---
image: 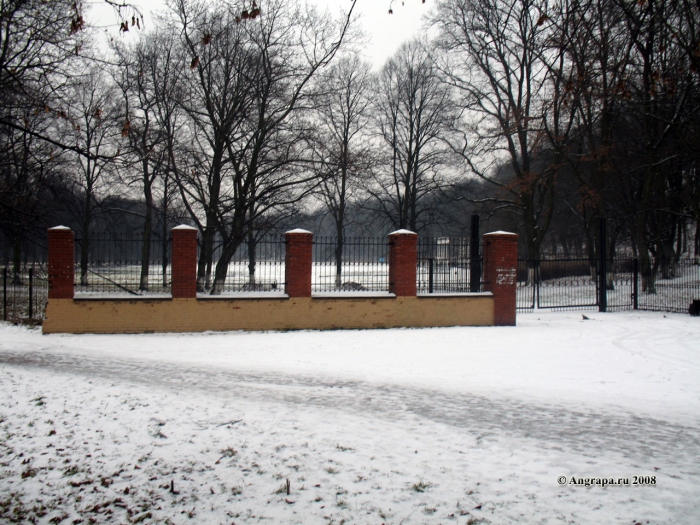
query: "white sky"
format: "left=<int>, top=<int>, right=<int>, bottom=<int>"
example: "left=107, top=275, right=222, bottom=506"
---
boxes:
left=87, top=0, right=430, bottom=70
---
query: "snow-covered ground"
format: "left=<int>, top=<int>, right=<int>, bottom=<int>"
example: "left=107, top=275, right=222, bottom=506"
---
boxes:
left=1, top=311, right=699, bottom=524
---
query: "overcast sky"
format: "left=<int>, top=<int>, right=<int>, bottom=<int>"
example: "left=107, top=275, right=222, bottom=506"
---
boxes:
left=87, top=0, right=429, bottom=70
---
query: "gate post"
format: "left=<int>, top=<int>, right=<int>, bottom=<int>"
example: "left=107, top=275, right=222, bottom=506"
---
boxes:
left=48, top=226, right=74, bottom=299
left=285, top=229, right=313, bottom=297
left=388, top=230, right=417, bottom=296
left=171, top=225, right=198, bottom=299
left=483, top=231, right=518, bottom=326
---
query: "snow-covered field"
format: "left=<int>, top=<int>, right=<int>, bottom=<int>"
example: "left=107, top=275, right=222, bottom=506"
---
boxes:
left=1, top=311, right=699, bottom=524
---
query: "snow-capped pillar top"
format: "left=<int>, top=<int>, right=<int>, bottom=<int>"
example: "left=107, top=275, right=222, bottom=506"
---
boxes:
left=285, top=229, right=313, bottom=297
left=388, top=230, right=417, bottom=297
left=47, top=226, right=74, bottom=299
left=483, top=231, right=519, bottom=326
left=171, top=225, right=198, bottom=299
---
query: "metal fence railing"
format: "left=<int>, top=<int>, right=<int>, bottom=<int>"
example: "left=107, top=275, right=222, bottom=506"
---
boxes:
left=206, top=236, right=285, bottom=293
left=636, top=259, right=700, bottom=313
left=2, top=265, right=48, bottom=323
left=517, top=257, right=699, bottom=313
left=6, top=234, right=700, bottom=323
left=312, top=236, right=389, bottom=292
left=417, top=237, right=482, bottom=293
left=74, top=236, right=172, bottom=295
left=517, top=258, right=599, bottom=311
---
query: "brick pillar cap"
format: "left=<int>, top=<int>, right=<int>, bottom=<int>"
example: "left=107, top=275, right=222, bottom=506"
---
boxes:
left=484, top=231, right=517, bottom=236
left=173, top=224, right=197, bottom=231
left=388, top=229, right=417, bottom=236
left=286, top=228, right=312, bottom=235
left=49, top=225, right=71, bottom=231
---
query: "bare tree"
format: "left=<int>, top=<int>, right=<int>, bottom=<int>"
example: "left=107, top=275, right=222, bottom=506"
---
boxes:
left=63, top=64, right=122, bottom=287
left=172, top=0, right=358, bottom=294
left=0, top=0, right=81, bottom=268
left=622, top=0, right=699, bottom=291
left=432, top=0, right=557, bottom=264
left=541, top=0, right=633, bottom=281
left=314, top=54, right=375, bottom=287
left=112, top=29, right=186, bottom=291
left=371, top=39, right=454, bottom=233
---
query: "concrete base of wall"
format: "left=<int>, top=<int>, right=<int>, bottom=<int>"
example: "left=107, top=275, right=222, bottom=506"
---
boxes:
left=42, top=294, right=495, bottom=334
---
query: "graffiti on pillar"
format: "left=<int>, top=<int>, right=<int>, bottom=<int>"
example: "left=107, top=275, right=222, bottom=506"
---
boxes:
left=496, top=268, right=516, bottom=285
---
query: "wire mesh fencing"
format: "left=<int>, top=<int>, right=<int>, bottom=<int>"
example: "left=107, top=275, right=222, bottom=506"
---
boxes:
left=74, top=235, right=172, bottom=296
left=312, top=237, right=389, bottom=292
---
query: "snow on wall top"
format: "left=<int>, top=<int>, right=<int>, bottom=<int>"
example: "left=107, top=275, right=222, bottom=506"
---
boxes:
left=286, top=228, right=312, bottom=234
left=49, top=225, right=71, bottom=231
left=172, top=225, right=198, bottom=231
left=388, top=229, right=417, bottom=235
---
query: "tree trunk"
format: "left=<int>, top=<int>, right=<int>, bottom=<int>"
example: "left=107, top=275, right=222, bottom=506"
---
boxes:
left=197, top=225, right=215, bottom=292
left=334, top=211, right=345, bottom=288
left=139, top=175, right=153, bottom=291
left=636, top=226, right=656, bottom=294
left=161, top=178, right=169, bottom=289
left=247, top=231, right=256, bottom=287
left=80, top=194, right=91, bottom=287
left=211, top=235, right=244, bottom=295
left=11, top=236, right=22, bottom=285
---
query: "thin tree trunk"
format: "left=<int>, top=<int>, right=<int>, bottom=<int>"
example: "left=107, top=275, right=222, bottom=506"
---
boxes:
left=11, top=236, right=21, bottom=285
left=139, top=175, right=153, bottom=291
left=80, top=194, right=91, bottom=287
left=161, top=177, right=169, bottom=289
left=211, top=235, right=244, bottom=295
left=197, top=225, right=215, bottom=292
left=334, top=222, right=344, bottom=288
left=247, top=231, right=256, bottom=287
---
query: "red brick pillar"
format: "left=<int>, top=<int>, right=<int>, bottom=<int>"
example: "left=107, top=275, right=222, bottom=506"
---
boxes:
left=483, top=231, right=518, bottom=326
left=285, top=229, right=313, bottom=297
left=388, top=230, right=417, bottom=296
left=48, top=226, right=74, bottom=299
left=171, top=225, right=198, bottom=299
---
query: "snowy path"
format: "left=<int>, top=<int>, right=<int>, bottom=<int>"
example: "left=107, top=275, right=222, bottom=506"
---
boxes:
left=1, top=347, right=698, bottom=472
left=1, top=312, right=699, bottom=524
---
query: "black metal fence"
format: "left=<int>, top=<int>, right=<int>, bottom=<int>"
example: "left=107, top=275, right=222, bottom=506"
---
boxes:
left=312, top=236, right=388, bottom=292
left=6, top=231, right=700, bottom=323
left=517, top=256, right=698, bottom=313
left=74, top=236, right=172, bottom=295
left=417, top=237, right=482, bottom=293
left=2, top=265, right=48, bottom=323
left=636, top=258, right=700, bottom=313
left=206, top=236, right=285, bottom=293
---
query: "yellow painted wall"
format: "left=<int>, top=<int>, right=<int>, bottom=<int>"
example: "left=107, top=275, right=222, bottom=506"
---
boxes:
left=42, top=294, right=495, bottom=334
